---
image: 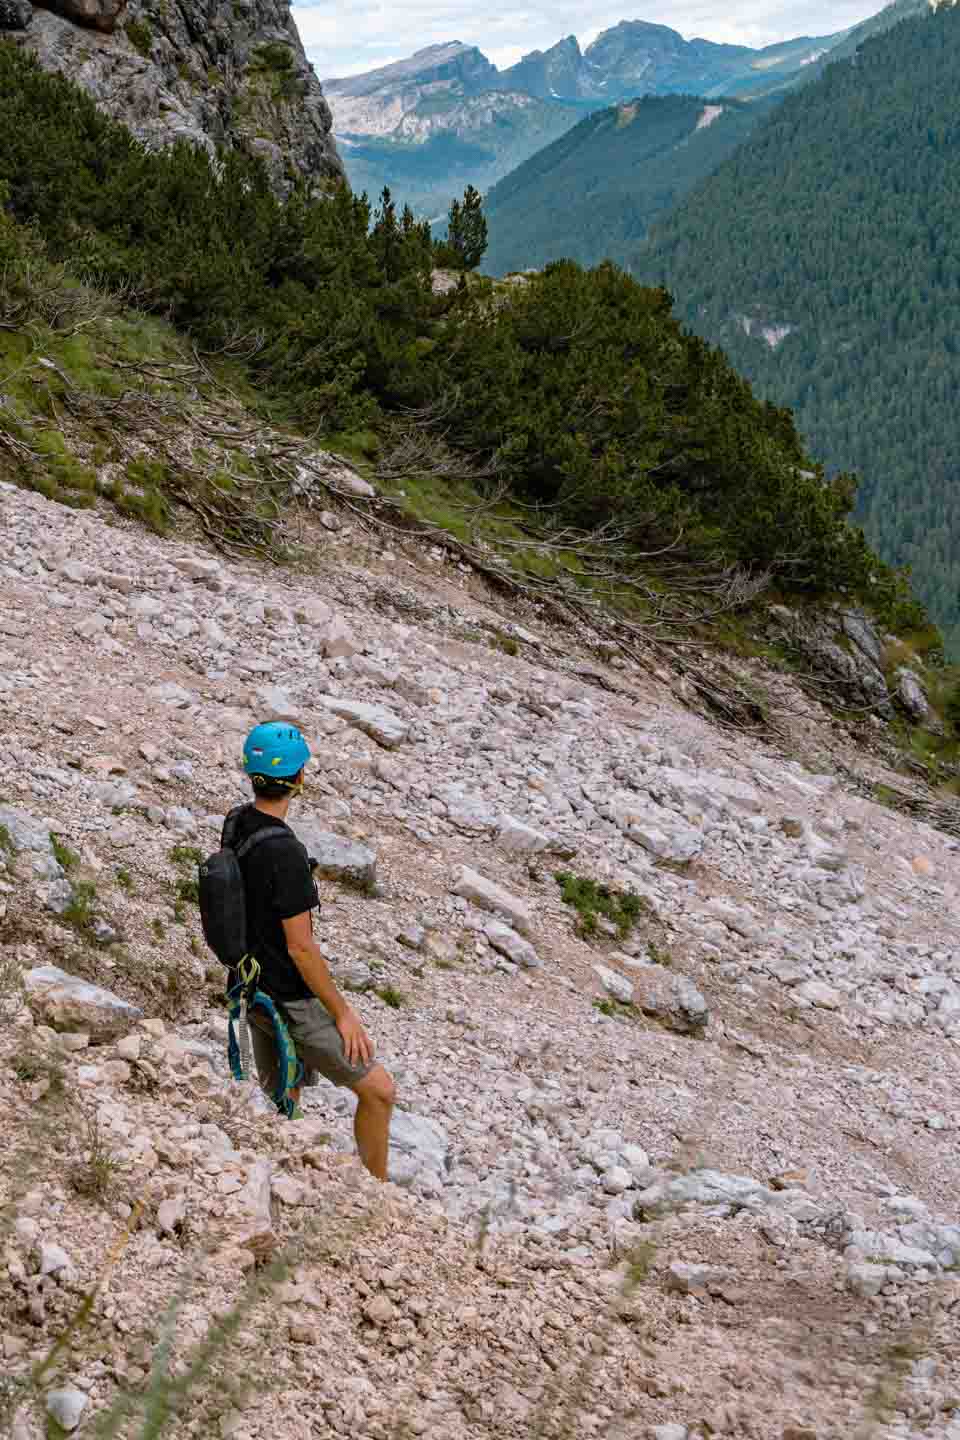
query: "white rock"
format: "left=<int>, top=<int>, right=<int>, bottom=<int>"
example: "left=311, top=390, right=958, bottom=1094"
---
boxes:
left=630, top=966, right=709, bottom=1035
left=175, top=556, right=221, bottom=581
left=157, top=1194, right=186, bottom=1235
left=484, top=920, right=541, bottom=969
left=296, top=596, right=334, bottom=627
left=45, top=1388, right=88, bottom=1433
left=39, top=1242, right=73, bottom=1277
left=793, top=979, right=843, bottom=1011
left=388, top=1110, right=450, bottom=1192
left=601, top=1166, right=632, bottom=1195
left=319, top=697, right=407, bottom=748
left=593, top=965, right=634, bottom=1005
left=847, top=1262, right=887, bottom=1298
left=24, top=967, right=143, bottom=1041
left=452, top=867, right=533, bottom=935
left=496, top=816, right=557, bottom=855
left=292, top=824, right=377, bottom=891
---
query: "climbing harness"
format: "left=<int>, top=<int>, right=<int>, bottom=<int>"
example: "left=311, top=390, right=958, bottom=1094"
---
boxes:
left=227, top=953, right=303, bottom=1120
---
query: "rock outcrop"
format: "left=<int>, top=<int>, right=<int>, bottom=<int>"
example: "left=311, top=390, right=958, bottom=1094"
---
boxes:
left=9, top=0, right=342, bottom=196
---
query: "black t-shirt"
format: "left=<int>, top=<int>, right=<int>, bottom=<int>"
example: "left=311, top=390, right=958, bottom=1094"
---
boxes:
left=226, top=805, right=319, bottom=1003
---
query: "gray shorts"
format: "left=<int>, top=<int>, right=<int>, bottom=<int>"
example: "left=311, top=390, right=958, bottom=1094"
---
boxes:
left=249, top=997, right=375, bottom=1091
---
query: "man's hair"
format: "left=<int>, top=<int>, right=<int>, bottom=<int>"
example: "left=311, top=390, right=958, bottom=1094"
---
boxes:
left=249, top=768, right=303, bottom=800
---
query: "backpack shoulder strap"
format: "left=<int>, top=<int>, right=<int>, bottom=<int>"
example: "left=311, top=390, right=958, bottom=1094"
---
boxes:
left=220, top=804, right=248, bottom=851
left=234, top=826, right=290, bottom=862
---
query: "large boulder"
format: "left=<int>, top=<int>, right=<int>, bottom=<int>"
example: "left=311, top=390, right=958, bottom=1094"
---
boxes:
left=630, top=965, right=709, bottom=1035
left=292, top=824, right=377, bottom=892
left=452, top=866, right=533, bottom=935
left=895, top=666, right=941, bottom=730
left=319, top=697, right=408, bottom=749
left=485, top=920, right=541, bottom=970
left=24, top=966, right=143, bottom=1042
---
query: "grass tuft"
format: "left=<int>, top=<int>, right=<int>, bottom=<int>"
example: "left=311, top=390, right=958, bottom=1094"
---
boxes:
left=51, top=833, right=80, bottom=872
left=62, top=879, right=97, bottom=935
left=374, top=984, right=406, bottom=1009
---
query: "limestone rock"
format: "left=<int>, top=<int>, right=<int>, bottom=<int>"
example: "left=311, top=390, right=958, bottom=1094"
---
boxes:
left=496, top=815, right=560, bottom=855
left=793, top=979, right=842, bottom=1011
left=630, top=965, right=709, bottom=1034
left=45, top=1388, right=88, bottom=1433
left=293, top=824, right=377, bottom=891
left=231, top=1160, right=276, bottom=1254
left=895, top=666, right=939, bottom=729
left=634, top=1169, right=771, bottom=1220
left=157, top=1194, right=186, bottom=1235
left=319, top=697, right=408, bottom=749
left=484, top=920, right=541, bottom=969
left=24, top=966, right=143, bottom=1041
left=593, top=964, right=634, bottom=1005
left=847, top=1261, right=886, bottom=1298
left=451, top=866, right=532, bottom=935
left=39, top=1241, right=73, bottom=1277
left=388, top=1110, right=449, bottom=1192
left=840, top=607, right=883, bottom=667
left=769, top=607, right=892, bottom=717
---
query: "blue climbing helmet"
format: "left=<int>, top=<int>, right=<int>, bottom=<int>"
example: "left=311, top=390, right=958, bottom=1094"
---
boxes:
left=242, top=722, right=310, bottom=783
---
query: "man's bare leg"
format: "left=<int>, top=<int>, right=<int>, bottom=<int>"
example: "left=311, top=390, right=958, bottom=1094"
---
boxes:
left=351, top=1064, right=396, bottom=1180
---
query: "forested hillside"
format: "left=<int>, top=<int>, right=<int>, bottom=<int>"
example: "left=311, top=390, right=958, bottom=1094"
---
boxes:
left=483, top=95, right=771, bottom=276
left=635, top=4, right=960, bottom=646
left=0, top=44, right=922, bottom=636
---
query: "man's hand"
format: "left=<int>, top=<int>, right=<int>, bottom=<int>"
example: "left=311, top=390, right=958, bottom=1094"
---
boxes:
left=337, top=1006, right=374, bottom=1067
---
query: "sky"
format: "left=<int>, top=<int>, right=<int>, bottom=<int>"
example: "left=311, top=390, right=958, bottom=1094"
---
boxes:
left=294, top=0, right=885, bottom=79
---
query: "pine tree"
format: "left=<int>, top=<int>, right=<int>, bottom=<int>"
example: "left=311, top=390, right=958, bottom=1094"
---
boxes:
left=446, top=184, right=488, bottom=270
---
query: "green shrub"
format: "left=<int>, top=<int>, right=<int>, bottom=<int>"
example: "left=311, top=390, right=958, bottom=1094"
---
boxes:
left=252, top=41, right=294, bottom=71
left=124, top=18, right=153, bottom=57
left=555, top=871, right=645, bottom=940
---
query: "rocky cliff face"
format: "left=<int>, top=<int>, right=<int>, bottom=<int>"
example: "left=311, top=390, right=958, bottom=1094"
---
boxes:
left=2, top=0, right=342, bottom=196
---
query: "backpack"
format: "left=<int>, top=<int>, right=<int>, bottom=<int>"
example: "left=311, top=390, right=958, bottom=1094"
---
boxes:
left=199, top=805, right=304, bottom=1118
left=198, top=804, right=286, bottom=970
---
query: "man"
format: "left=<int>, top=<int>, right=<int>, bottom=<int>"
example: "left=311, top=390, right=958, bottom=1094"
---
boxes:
left=230, top=720, right=395, bottom=1180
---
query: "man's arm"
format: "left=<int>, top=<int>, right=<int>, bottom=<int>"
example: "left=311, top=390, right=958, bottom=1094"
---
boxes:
left=282, top=911, right=373, bottom=1065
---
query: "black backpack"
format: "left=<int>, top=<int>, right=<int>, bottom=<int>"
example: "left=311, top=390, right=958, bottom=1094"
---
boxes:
left=198, top=806, right=286, bottom=969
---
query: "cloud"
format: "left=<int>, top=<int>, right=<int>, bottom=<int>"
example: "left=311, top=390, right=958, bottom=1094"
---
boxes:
left=296, top=0, right=885, bottom=80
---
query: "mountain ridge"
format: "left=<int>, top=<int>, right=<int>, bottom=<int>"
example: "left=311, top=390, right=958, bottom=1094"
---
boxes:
left=321, top=15, right=856, bottom=215
left=482, top=94, right=774, bottom=276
